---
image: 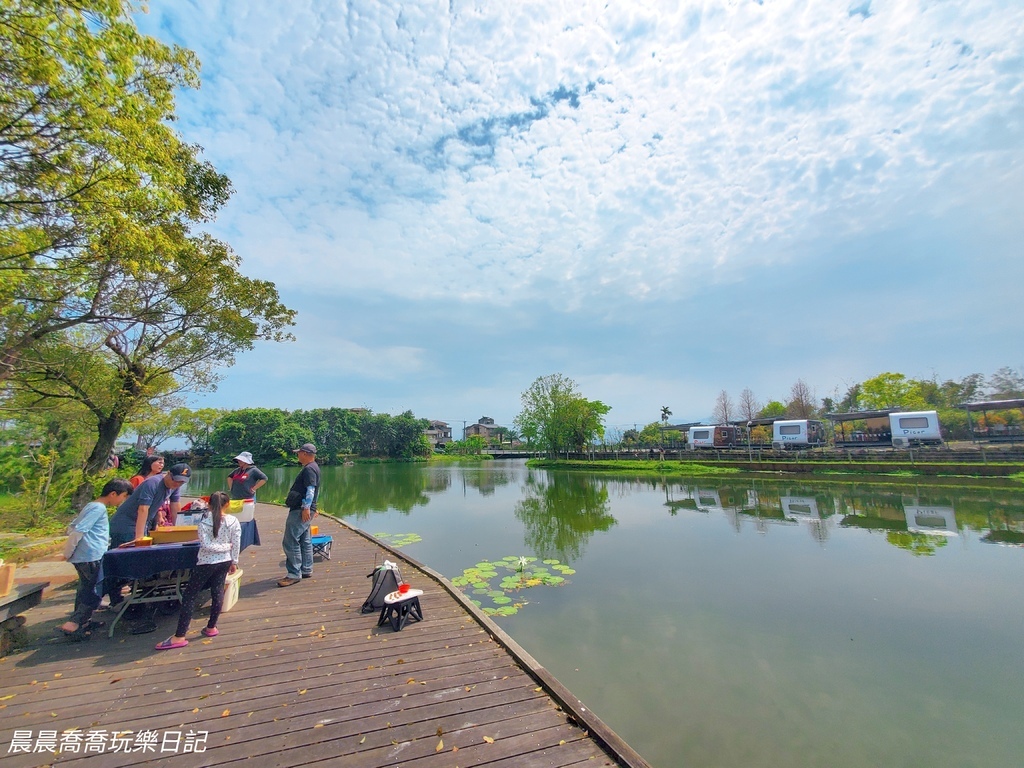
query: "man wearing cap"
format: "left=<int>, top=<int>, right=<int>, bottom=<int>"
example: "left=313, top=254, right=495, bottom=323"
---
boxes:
left=278, top=443, right=320, bottom=587
left=105, top=463, right=192, bottom=606
left=227, top=451, right=268, bottom=500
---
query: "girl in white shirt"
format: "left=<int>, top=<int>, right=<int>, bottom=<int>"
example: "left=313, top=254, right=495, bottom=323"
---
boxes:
left=156, top=491, right=241, bottom=650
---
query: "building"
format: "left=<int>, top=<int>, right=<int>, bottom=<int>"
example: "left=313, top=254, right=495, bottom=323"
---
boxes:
left=465, top=416, right=507, bottom=443
left=424, top=420, right=453, bottom=447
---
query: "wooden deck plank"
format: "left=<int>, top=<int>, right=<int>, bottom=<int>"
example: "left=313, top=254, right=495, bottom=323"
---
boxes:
left=0, top=503, right=649, bottom=768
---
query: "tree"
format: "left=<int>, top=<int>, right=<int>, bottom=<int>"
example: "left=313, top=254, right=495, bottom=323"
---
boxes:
left=128, top=409, right=179, bottom=452
left=858, top=372, right=926, bottom=411
left=211, top=408, right=308, bottom=466
left=0, top=0, right=229, bottom=382
left=786, top=379, right=817, bottom=418
left=988, top=367, right=1024, bottom=399
left=514, top=374, right=610, bottom=457
left=712, top=390, right=734, bottom=423
left=660, top=406, right=672, bottom=426
left=11, top=233, right=295, bottom=501
left=171, top=407, right=224, bottom=451
left=760, top=401, right=787, bottom=418
left=738, top=388, right=760, bottom=421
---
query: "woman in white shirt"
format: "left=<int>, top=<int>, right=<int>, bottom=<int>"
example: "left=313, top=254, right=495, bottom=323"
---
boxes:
left=156, top=491, right=241, bottom=650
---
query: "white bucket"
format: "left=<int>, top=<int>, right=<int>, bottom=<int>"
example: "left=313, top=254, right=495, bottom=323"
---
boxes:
left=227, top=498, right=255, bottom=523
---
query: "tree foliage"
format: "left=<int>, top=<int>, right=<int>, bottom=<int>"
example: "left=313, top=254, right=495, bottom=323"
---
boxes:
left=514, top=374, right=610, bottom=457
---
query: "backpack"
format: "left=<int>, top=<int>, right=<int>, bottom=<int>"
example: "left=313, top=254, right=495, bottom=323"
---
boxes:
left=361, top=560, right=402, bottom=613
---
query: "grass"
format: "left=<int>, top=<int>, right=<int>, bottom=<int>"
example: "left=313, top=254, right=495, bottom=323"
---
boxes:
left=527, top=459, right=740, bottom=476
left=0, top=492, right=73, bottom=563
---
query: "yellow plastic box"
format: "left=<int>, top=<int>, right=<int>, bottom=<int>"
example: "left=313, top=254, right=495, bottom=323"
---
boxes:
left=150, top=526, right=198, bottom=544
left=223, top=569, right=243, bottom=611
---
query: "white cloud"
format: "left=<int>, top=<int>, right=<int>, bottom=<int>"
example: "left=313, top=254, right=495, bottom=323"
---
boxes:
left=139, top=0, right=1024, bottom=423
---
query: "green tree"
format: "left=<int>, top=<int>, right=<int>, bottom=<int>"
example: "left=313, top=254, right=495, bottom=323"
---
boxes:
left=171, top=407, right=224, bottom=451
left=759, top=401, right=787, bottom=418
left=211, top=409, right=309, bottom=466
left=859, top=372, right=927, bottom=410
left=0, top=0, right=229, bottom=381
left=514, top=374, right=610, bottom=457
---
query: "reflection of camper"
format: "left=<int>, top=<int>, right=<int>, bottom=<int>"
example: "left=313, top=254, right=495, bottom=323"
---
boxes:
left=772, top=420, right=827, bottom=450
left=694, top=489, right=724, bottom=513
left=688, top=425, right=739, bottom=449
left=781, top=496, right=820, bottom=520
left=904, top=503, right=957, bottom=536
left=889, top=411, right=942, bottom=447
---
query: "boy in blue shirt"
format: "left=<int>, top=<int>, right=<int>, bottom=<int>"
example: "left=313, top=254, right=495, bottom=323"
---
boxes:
left=60, top=478, right=133, bottom=639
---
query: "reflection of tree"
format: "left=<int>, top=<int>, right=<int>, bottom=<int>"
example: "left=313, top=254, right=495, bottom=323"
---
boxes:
left=514, top=472, right=616, bottom=561
left=461, top=467, right=516, bottom=497
left=885, top=531, right=949, bottom=556
left=317, top=464, right=431, bottom=517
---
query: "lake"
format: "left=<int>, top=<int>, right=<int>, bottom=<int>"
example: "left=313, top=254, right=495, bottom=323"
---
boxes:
left=188, top=461, right=1024, bottom=768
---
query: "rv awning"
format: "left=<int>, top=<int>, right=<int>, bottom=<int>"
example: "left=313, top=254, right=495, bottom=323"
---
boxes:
left=958, top=398, right=1024, bottom=412
left=824, top=409, right=900, bottom=423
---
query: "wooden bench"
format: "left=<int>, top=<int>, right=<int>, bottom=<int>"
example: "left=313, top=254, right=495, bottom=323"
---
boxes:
left=0, top=582, right=48, bottom=623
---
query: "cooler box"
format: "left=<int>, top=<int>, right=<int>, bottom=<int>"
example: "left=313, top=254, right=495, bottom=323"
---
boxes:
left=151, top=526, right=198, bottom=544
left=223, top=568, right=243, bottom=611
left=227, top=498, right=255, bottom=523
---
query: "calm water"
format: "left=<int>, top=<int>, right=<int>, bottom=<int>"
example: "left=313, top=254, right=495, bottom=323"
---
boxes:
left=189, top=462, right=1024, bottom=768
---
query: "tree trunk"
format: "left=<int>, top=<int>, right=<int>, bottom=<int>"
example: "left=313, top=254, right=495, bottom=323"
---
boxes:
left=71, top=414, right=125, bottom=508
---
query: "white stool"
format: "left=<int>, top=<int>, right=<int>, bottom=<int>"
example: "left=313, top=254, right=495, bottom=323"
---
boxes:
left=377, top=588, right=424, bottom=631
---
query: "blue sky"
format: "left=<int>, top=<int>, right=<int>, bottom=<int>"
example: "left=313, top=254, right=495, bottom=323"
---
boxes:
left=135, top=0, right=1024, bottom=436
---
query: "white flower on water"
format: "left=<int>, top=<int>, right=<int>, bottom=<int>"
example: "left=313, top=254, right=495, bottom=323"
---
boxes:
left=518, top=556, right=529, bottom=571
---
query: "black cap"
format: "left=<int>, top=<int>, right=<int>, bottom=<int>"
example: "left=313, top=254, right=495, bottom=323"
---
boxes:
left=168, top=463, right=192, bottom=482
left=293, top=443, right=317, bottom=454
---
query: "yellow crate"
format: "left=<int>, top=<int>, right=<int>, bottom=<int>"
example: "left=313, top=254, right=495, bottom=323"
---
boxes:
left=223, top=569, right=243, bottom=611
left=151, top=526, right=198, bottom=544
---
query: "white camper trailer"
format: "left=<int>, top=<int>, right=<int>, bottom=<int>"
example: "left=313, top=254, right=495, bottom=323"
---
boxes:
left=889, top=411, right=942, bottom=447
left=772, top=419, right=827, bottom=450
left=687, top=425, right=738, bottom=449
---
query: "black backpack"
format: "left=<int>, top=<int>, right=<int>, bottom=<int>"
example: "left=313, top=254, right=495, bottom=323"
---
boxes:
left=361, top=560, right=402, bottom=613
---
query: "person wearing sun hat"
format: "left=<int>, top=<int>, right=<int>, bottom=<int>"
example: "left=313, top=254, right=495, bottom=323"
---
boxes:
left=278, top=443, right=321, bottom=587
left=227, top=450, right=268, bottom=500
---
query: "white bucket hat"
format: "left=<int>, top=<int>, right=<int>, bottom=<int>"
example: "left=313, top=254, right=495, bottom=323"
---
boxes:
left=233, top=451, right=254, bottom=464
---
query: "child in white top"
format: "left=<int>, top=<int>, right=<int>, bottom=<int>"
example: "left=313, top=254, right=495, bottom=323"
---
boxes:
left=156, top=491, right=241, bottom=650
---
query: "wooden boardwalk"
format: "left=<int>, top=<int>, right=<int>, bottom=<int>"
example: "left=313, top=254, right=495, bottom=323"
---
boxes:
left=0, top=504, right=649, bottom=768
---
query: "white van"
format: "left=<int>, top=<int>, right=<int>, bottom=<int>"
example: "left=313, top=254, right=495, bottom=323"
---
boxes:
left=772, top=419, right=827, bottom=450
left=889, top=411, right=942, bottom=447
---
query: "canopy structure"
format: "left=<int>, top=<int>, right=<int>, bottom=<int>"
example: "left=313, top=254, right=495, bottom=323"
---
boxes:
left=958, top=399, right=1024, bottom=443
left=822, top=408, right=900, bottom=445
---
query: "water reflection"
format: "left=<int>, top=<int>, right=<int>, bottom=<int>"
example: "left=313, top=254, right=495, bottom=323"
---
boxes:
left=514, top=470, right=616, bottom=561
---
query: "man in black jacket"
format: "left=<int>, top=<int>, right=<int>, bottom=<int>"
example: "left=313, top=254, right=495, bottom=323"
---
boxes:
left=278, top=443, right=321, bottom=587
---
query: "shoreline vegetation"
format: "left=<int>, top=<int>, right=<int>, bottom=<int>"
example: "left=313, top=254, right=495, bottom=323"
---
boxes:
left=526, top=458, right=1024, bottom=486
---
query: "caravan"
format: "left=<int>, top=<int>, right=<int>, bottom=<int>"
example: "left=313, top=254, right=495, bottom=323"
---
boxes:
left=889, top=411, right=942, bottom=447
left=772, top=419, right=827, bottom=450
left=687, top=425, right=739, bottom=449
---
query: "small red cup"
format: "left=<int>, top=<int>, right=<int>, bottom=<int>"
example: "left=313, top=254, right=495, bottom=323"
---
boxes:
left=398, top=582, right=410, bottom=594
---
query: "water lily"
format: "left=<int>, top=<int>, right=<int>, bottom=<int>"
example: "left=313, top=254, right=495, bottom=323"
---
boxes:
left=517, top=556, right=529, bottom=571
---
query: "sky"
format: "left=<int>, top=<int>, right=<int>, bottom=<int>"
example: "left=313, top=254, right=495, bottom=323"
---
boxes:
left=133, top=0, right=1024, bottom=436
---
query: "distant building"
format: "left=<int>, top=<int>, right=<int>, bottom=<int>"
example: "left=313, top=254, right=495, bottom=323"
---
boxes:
left=465, top=416, right=506, bottom=442
left=425, top=420, right=453, bottom=447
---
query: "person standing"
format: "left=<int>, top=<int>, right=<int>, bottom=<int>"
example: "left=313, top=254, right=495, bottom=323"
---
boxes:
left=278, top=443, right=320, bottom=587
left=105, top=464, right=191, bottom=606
left=226, top=451, right=267, bottom=500
left=130, top=454, right=165, bottom=489
left=156, top=491, right=241, bottom=650
left=59, top=478, right=133, bottom=638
